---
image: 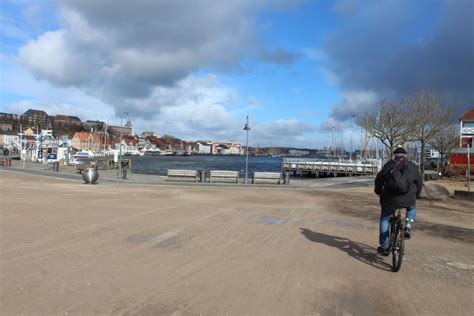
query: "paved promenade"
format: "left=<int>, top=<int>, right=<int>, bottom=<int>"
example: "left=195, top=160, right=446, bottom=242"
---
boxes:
left=2, top=160, right=377, bottom=188
left=1, top=170, right=473, bottom=315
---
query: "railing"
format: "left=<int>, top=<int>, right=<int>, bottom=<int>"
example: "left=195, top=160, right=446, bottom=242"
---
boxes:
left=281, top=158, right=382, bottom=175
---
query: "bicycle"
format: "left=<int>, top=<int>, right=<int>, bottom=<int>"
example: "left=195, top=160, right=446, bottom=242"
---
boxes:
left=388, top=209, right=405, bottom=272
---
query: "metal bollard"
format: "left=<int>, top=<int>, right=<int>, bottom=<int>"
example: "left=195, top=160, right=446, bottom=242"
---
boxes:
left=53, top=161, right=59, bottom=171
left=283, top=172, right=290, bottom=185
left=199, top=170, right=206, bottom=183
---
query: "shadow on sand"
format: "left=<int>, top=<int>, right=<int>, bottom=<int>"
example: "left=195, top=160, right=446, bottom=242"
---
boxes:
left=300, top=228, right=391, bottom=271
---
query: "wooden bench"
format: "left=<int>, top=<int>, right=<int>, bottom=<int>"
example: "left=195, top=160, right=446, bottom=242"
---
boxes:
left=167, top=169, right=198, bottom=182
left=252, top=172, right=282, bottom=184
left=209, top=170, right=239, bottom=183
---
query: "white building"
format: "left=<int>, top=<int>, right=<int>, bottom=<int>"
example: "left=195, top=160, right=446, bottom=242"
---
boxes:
left=459, top=108, right=474, bottom=147
left=213, top=141, right=242, bottom=155
left=0, top=130, right=20, bottom=149
left=196, top=141, right=213, bottom=154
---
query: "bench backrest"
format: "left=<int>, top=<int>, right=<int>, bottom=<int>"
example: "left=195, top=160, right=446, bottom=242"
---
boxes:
left=168, top=169, right=197, bottom=177
left=253, top=172, right=281, bottom=179
left=209, top=170, right=239, bottom=177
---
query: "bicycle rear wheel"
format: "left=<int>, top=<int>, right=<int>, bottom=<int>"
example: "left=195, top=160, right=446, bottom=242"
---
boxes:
left=391, top=225, right=405, bottom=272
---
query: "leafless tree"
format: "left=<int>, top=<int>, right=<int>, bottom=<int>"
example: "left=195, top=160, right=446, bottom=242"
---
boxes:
left=406, top=89, right=454, bottom=180
left=429, top=124, right=458, bottom=177
left=357, top=99, right=411, bottom=158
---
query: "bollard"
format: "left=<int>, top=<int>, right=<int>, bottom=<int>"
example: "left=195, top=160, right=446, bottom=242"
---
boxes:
left=53, top=161, right=59, bottom=171
left=283, top=172, right=290, bottom=185
left=122, top=168, right=128, bottom=180
left=199, top=170, right=206, bottom=183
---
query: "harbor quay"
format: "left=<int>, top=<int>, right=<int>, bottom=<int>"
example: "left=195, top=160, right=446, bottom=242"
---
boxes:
left=1, top=171, right=473, bottom=315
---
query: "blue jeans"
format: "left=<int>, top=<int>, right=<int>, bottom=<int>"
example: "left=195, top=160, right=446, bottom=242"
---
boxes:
left=379, top=205, right=416, bottom=249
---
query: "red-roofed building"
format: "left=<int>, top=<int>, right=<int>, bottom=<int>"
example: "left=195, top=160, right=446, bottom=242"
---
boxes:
left=71, top=132, right=105, bottom=151
left=146, top=136, right=168, bottom=150
left=110, top=135, right=139, bottom=154
left=459, top=107, right=474, bottom=147
left=449, top=108, right=474, bottom=175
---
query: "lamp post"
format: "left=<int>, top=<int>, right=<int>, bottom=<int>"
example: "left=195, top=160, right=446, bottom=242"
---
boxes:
left=118, top=112, right=129, bottom=179
left=243, top=116, right=251, bottom=184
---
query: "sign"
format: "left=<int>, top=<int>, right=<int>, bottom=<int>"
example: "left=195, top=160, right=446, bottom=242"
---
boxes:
left=462, top=127, right=474, bottom=135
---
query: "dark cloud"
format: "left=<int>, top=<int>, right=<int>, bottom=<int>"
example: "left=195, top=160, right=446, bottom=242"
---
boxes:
left=324, top=0, right=474, bottom=122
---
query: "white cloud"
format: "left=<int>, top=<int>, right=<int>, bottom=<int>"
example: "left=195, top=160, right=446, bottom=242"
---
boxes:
left=18, top=1, right=260, bottom=105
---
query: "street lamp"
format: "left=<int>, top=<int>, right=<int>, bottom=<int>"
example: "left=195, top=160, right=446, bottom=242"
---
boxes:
left=118, top=112, right=130, bottom=179
left=243, top=116, right=251, bottom=184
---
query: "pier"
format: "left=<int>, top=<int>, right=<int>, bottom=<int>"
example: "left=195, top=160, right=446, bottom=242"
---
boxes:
left=282, top=158, right=381, bottom=177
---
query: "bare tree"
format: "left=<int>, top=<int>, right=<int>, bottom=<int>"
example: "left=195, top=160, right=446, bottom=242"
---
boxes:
left=429, top=124, right=458, bottom=177
left=406, top=89, right=454, bottom=180
left=357, top=99, right=411, bottom=158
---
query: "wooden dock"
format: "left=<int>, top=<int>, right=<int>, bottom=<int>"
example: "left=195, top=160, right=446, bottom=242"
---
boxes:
left=282, top=158, right=381, bottom=177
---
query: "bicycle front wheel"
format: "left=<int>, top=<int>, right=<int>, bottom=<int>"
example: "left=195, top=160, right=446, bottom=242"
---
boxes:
left=391, top=227, right=405, bottom=272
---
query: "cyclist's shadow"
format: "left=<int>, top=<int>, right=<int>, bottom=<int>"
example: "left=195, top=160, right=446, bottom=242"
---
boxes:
left=299, top=228, right=391, bottom=271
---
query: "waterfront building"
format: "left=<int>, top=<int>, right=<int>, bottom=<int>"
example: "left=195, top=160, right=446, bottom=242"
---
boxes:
left=51, top=115, right=82, bottom=128
left=108, top=125, right=132, bottom=137
left=51, top=115, right=83, bottom=136
left=0, top=130, right=20, bottom=150
left=71, top=132, right=105, bottom=151
left=459, top=108, right=474, bottom=147
left=83, top=120, right=107, bottom=133
left=0, top=118, right=14, bottom=131
left=21, top=109, right=50, bottom=130
left=212, top=141, right=242, bottom=155
left=448, top=107, right=474, bottom=175
left=195, top=141, right=213, bottom=154
left=146, top=136, right=168, bottom=150
left=0, top=112, right=19, bottom=122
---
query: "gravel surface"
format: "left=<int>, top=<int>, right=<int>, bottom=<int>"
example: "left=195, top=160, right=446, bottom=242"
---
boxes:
left=1, top=170, right=472, bottom=315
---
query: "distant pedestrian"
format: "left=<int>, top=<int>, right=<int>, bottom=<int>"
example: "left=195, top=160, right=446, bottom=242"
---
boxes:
left=374, top=146, right=422, bottom=256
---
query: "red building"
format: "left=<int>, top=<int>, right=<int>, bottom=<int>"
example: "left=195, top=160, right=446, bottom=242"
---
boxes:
left=459, top=108, right=474, bottom=146
left=450, top=108, right=474, bottom=175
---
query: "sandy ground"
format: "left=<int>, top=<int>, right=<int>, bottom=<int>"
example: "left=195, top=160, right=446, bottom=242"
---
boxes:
left=433, top=177, right=471, bottom=195
left=0, top=171, right=473, bottom=315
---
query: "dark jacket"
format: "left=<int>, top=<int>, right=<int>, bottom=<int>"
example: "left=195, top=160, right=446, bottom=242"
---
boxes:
left=374, top=157, right=422, bottom=214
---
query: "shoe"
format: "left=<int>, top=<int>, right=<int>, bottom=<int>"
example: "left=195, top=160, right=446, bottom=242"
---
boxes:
left=405, top=226, right=411, bottom=239
left=377, top=246, right=390, bottom=256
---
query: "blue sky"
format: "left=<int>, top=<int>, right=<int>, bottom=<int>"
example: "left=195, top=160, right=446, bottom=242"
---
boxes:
left=1, top=0, right=472, bottom=148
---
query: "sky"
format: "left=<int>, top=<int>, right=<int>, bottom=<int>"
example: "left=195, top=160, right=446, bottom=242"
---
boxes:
left=1, top=0, right=473, bottom=149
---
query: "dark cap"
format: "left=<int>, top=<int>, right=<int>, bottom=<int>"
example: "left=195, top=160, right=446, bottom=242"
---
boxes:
left=393, top=147, right=407, bottom=154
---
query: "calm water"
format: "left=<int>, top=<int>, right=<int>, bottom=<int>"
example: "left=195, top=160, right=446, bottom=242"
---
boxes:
left=129, top=155, right=283, bottom=176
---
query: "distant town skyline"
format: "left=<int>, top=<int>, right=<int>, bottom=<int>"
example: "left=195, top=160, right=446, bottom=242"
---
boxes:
left=1, top=0, right=473, bottom=148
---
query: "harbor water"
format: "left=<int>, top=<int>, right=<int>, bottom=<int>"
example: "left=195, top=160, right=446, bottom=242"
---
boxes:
left=129, top=155, right=283, bottom=176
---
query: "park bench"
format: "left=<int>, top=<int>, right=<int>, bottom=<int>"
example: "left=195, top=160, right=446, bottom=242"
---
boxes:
left=167, top=169, right=198, bottom=182
left=209, top=170, right=239, bottom=183
left=252, top=172, right=282, bottom=184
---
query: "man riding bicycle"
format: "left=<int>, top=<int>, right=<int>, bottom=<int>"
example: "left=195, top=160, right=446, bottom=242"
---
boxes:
left=374, top=146, right=422, bottom=256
